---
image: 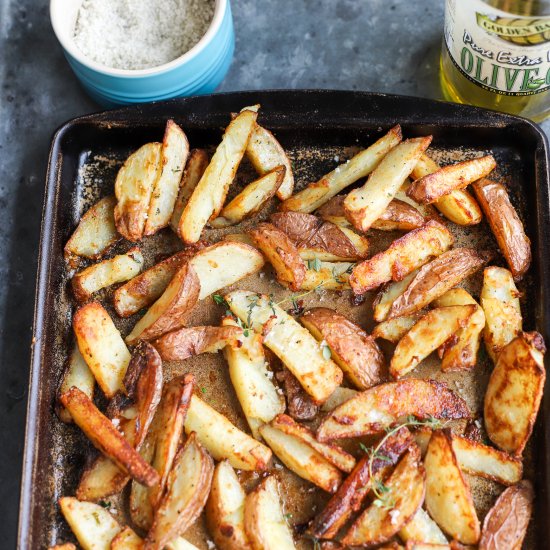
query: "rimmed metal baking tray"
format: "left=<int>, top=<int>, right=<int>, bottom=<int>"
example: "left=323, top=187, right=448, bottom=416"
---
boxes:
left=18, top=90, right=550, bottom=549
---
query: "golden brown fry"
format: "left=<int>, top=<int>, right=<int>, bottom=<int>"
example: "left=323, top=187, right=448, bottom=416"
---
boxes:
left=372, top=315, right=421, bottom=343
left=111, top=526, right=143, bottom=549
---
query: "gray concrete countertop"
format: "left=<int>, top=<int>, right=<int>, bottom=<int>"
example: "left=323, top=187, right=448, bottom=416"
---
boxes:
left=0, top=0, right=548, bottom=546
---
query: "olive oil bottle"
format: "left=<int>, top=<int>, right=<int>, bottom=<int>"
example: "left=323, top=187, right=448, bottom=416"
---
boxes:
left=441, top=0, right=550, bottom=121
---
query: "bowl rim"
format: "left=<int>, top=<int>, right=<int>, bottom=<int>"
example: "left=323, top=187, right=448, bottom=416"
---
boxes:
left=49, top=0, right=226, bottom=77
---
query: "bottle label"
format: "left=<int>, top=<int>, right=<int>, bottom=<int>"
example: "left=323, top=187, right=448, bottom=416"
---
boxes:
left=444, top=0, right=550, bottom=96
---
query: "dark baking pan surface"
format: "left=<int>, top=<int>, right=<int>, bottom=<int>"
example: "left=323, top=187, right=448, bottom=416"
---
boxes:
left=18, top=90, right=550, bottom=549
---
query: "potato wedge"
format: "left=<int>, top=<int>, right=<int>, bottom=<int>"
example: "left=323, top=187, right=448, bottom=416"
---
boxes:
left=390, top=305, right=477, bottom=378
left=72, top=247, right=144, bottom=302
left=244, top=476, right=296, bottom=550
left=344, top=136, right=432, bottom=232
left=320, top=386, right=358, bottom=412
left=179, top=107, right=258, bottom=243
left=342, top=448, right=426, bottom=547
left=111, top=526, right=143, bottom=550
left=185, top=394, right=272, bottom=470
left=372, top=315, right=421, bottom=343
left=114, top=142, right=162, bottom=241
left=166, top=539, right=201, bottom=550
left=373, top=270, right=420, bottom=322
left=281, top=125, right=402, bottom=213
left=350, top=220, right=453, bottom=294
left=317, top=379, right=469, bottom=441
left=399, top=507, right=448, bottom=545
left=299, top=261, right=354, bottom=291
left=59, top=496, right=121, bottom=550
left=301, top=307, right=384, bottom=390
left=485, top=332, right=546, bottom=455
left=472, top=178, right=531, bottom=280
left=144, top=120, right=189, bottom=235
left=276, top=368, right=319, bottom=421
left=129, top=439, right=155, bottom=531
left=479, top=480, right=533, bottom=550
left=73, top=302, right=131, bottom=398
left=480, top=266, right=522, bottom=362
left=249, top=222, right=306, bottom=290
left=48, top=544, right=77, bottom=550
left=226, top=290, right=343, bottom=403
left=64, top=196, right=119, bottom=266
left=144, top=433, right=214, bottom=550
left=206, top=461, right=251, bottom=550
left=424, top=430, right=480, bottom=544
left=211, top=166, right=285, bottom=227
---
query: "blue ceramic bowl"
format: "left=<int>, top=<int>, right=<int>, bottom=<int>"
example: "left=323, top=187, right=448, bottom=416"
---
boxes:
left=50, top=0, right=234, bottom=107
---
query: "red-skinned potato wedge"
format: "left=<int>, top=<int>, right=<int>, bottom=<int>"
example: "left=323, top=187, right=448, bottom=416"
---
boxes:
left=73, top=302, right=131, bottom=398
left=472, top=178, right=531, bottom=280
left=350, top=220, right=453, bottom=294
left=277, top=368, right=320, bottom=421
left=399, top=507, right=449, bottom=545
left=144, top=433, right=214, bottom=550
left=300, top=307, right=384, bottom=390
left=281, top=124, right=402, bottom=213
left=424, top=430, right=481, bottom=545
left=317, top=379, right=469, bottom=441
left=114, top=142, right=162, bottom=242
left=372, top=315, right=421, bottom=343
left=344, top=136, right=432, bottom=232
left=484, top=332, right=546, bottom=455
left=111, top=526, right=143, bottom=549
left=373, top=270, right=420, bottom=322
left=479, top=480, right=534, bottom=550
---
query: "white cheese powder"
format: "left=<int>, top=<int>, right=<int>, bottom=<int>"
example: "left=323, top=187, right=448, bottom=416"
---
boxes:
left=73, top=0, right=215, bottom=70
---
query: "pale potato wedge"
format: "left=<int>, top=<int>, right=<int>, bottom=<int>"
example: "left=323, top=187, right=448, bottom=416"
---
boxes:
left=372, top=315, right=421, bottom=343
left=206, top=461, right=251, bottom=550
left=64, top=196, right=119, bottom=266
left=185, top=394, right=272, bottom=471
left=373, top=270, right=419, bottom=322
left=317, top=379, right=469, bottom=441
left=472, top=178, right=531, bottom=280
left=171, top=149, right=209, bottom=234
left=59, top=497, right=121, bottom=550
left=350, top=220, right=453, bottom=294
left=399, top=507, right=448, bottom=545
left=129, top=438, right=155, bottom=531
left=320, top=386, right=358, bottom=412
left=226, top=290, right=343, bottom=403
left=166, top=539, right=201, bottom=550
left=484, top=332, right=546, bottom=455
left=144, top=120, right=189, bottom=236
left=211, top=166, right=285, bottom=227
left=281, top=125, right=402, bottom=213
left=480, top=266, right=523, bottom=362
left=144, top=433, right=214, bottom=550
left=111, top=526, right=143, bottom=549
left=114, top=142, right=162, bottom=241
left=73, top=302, right=131, bottom=398
left=179, top=107, right=258, bottom=243
left=344, top=136, right=432, bottom=232
left=223, top=232, right=256, bottom=248
left=390, top=305, right=477, bottom=378
left=300, top=307, right=384, bottom=390
left=72, top=247, right=144, bottom=302
left=249, top=222, right=306, bottom=290
left=299, top=261, right=354, bottom=291
left=479, top=480, right=533, bottom=550
left=424, top=430, right=481, bottom=545
left=244, top=476, right=296, bottom=550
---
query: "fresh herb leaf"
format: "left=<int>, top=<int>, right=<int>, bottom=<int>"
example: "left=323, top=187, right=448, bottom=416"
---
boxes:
left=98, top=500, right=111, bottom=509
left=201, top=387, right=207, bottom=394
left=307, top=257, right=322, bottom=272
left=213, top=294, right=228, bottom=307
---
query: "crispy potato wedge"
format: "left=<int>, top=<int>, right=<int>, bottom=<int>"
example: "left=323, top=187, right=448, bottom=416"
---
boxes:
left=71, top=247, right=144, bottom=302
left=424, top=430, right=480, bottom=544
left=300, top=307, right=384, bottom=390
left=373, top=270, right=420, bottom=322
left=59, top=497, right=121, bottom=550
left=206, top=461, right=251, bottom=550
left=211, top=167, right=285, bottom=227
left=111, top=526, right=143, bottom=549
left=226, top=290, right=343, bottom=403
left=484, top=332, right=546, bottom=455
left=179, top=107, right=258, bottom=243
left=64, top=196, right=119, bottom=266
left=171, top=149, right=209, bottom=234
left=342, top=448, right=426, bottom=547
left=249, top=222, right=306, bottom=290
left=114, top=142, right=162, bottom=241
left=472, top=178, right=531, bottom=280
left=479, top=480, right=533, bottom=550
left=299, top=261, right=353, bottom=291
left=481, top=266, right=523, bottom=362
left=399, top=507, right=448, bottom=545
left=320, top=386, right=358, bottom=412
left=281, top=125, right=402, bottom=213
left=144, top=433, right=214, bottom=550
left=144, top=120, right=189, bottom=235
left=185, top=394, right=272, bottom=471
left=244, top=475, right=296, bottom=550
left=390, top=305, right=477, bottom=378
left=350, top=220, right=453, bottom=294
left=73, top=302, right=131, bottom=398
left=372, top=315, right=421, bottom=343
left=344, top=136, right=432, bottom=232
left=317, top=379, right=469, bottom=441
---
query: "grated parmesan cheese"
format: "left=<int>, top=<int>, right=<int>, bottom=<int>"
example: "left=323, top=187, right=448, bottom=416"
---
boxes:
left=73, top=0, right=215, bottom=70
